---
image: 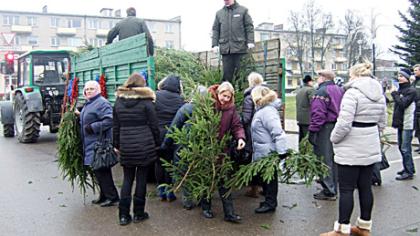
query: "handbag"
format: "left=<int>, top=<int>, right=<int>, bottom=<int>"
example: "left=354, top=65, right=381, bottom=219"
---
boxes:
left=379, top=151, right=390, bottom=171
left=91, top=127, right=118, bottom=171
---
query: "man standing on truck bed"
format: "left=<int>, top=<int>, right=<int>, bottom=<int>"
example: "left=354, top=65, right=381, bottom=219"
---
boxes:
left=212, top=0, right=255, bottom=83
left=106, top=7, right=154, bottom=56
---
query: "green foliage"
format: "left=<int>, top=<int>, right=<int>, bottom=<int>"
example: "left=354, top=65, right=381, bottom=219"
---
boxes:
left=155, top=48, right=206, bottom=82
left=162, top=92, right=233, bottom=202
left=391, top=0, right=420, bottom=66
left=57, top=109, right=96, bottom=197
left=226, top=136, right=329, bottom=190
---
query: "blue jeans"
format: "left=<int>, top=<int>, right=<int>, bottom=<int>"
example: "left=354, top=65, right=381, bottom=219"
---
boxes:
left=397, top=129, right=416, bottom=175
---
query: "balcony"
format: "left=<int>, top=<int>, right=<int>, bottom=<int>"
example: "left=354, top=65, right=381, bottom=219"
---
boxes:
left=335, top=57, right=347, bottom=62
left=96, top=29, right=109, bottom=37
left=56, top=28, right=77, bottom=36
left=11, top=25, right=32, bottom=34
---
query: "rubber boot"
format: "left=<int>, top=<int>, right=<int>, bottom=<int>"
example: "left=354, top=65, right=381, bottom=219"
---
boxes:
left=118, top=197, right=132, bottom=226
left=350, top=217, right=372, bottom=236
left=133, top=196, right=149, bottom=223
left=320, top=221, right=350, bottom=236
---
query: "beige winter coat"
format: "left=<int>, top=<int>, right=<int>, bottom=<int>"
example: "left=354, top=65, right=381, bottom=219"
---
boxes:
left=330, top=77, right=387, bottom=166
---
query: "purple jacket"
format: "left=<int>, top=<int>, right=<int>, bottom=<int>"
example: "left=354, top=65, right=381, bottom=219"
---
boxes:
left=309, top=80, right=344, bottom=132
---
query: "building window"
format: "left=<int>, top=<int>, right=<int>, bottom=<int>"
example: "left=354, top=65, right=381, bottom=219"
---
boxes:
left=165, top=24, right=173, bottom=33
left=260, top=32, right=270, bottom=41
left=88, top=19, right=98, bottom=29
left=287, top=79, right=293, bottom=86
left=51, top=17, right=60, bottom=27
left=27, top=16, right=37, bottom=26
left=67, top=38, right=83, bottom=47
left=97, top=39, right=104, bottom=47
left=28, top=36, right=38, bottom=45
left=108, top=21, right=115, bottom=29
left=4, top=16, right=19, bottom=25
left=165, top=40, right=174, bottom=49
left=13, top=35, right=20, bottom=45
left=67, top=19, right=81, bottom=28
left=51, top=37, right=60, bottom=47
left=332, top=63, right=336, bottom=70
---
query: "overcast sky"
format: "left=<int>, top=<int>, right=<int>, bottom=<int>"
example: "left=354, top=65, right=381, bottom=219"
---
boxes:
left=1, top=0, right=411, bottom=58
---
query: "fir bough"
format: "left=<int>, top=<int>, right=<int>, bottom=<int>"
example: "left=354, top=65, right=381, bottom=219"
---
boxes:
left=162, top=93, right=233, bottom=202
left=57, top=109, right=96, bottom=197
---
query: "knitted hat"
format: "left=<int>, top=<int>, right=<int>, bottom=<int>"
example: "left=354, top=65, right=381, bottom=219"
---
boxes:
left=303, top=75, right=313, bottom=84
left=399, top=68, right=412, bottom=80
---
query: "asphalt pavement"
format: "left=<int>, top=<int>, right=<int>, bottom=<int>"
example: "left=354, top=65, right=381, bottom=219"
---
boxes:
left=0, top=127, right=419, bottom=236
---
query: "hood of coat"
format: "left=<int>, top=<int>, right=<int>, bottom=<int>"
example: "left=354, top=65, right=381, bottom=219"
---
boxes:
left=158, top=75, right=182, bottom=94
left=344, top=77, right=383, bottom=102
left=255, top=90, right=278, bottom=107
left=116, top=87, right=156, bottom=107
left=208, top=84, right=235, bottom=111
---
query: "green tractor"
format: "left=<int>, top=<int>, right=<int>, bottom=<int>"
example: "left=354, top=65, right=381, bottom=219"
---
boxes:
left=0, top=50, right=69, bottom=143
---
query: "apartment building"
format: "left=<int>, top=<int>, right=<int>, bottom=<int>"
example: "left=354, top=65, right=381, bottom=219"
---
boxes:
left=255, top=22, right=348, bottom=90
left=0, top=7, right=181, bottom=56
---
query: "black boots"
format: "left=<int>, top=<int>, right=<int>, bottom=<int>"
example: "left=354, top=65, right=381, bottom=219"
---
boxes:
left=133, top=196, right=149, bottom=223
left=119, top=198, right=132, bottom=226
left=221, top=194, right=241, bottom=223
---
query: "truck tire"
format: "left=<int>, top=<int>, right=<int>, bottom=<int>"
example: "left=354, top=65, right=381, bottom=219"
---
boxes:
left=3, top=124, right=15, bottom=137
left=14, top=93, right=41, bottom=143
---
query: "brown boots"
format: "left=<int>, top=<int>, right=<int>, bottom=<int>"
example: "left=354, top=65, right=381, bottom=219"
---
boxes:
left=320, top=218, right=372, bottom=236
left=350, top=218, right=372, bottom=236
left=320, top=221, right=350, bottom=236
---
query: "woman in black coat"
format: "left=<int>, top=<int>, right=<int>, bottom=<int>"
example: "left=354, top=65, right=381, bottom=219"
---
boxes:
left=113, top=73, right=160, bottom=226
left=155, top=75, right=185, bottom=201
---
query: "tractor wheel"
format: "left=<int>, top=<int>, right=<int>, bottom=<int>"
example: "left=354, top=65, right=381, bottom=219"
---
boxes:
left=14, top=93, right=41, bottom=143
left=3, top=124, right=15, bottom=137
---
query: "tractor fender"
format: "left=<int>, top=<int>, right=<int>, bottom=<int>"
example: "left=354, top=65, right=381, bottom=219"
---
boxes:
left=21, top=91, right=44, bottom=112
left=0, top=101, right=14, bottom=125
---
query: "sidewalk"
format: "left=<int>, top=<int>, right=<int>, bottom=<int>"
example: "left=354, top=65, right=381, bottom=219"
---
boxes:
left=284, top=119, right=419, bottom=146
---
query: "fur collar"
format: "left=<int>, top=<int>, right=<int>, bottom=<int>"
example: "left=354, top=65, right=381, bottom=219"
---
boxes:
left=116, top=87, right=156, bottom=101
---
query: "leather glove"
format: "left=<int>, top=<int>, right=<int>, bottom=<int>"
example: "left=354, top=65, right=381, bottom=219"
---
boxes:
left=247, top=43, right=255, bottom=49
left=84, top=124, right=94, bottom=135
left=278, top=153, right=288, bottom=160
left=308, top=131, right=317, bottom=145
left=390, top=91, right=398, bottom=97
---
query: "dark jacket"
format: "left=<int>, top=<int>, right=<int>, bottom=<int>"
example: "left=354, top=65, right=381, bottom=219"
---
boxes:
left=161, top=103, right=194, bottom=149
left=208, top=85, right=245, bottom=141
left=391, top=82, right=416, bottom=129
left=309, top=80, right=344, bottom=132
left=113, top=87, right=160, bottom=167
left=212, top=1, right=254, bottom=55
left=413, top=77, right=420, bottom=114
left=296, top=85, right=315, bottom=125
left=242, top=87, right=255, bottom=152
left=106, top=16, right=154, bottom=56
left=80, top=94, right=113, bottom=166
left=156, top=76, right=185, bottom=143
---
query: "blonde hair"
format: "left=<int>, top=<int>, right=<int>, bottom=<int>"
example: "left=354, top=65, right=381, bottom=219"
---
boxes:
left=413, top=64, right=420, bottom=70
left=349, top=62, right=373, bottom=78
left=247, top=72, right=264, bottom=88
left=217, top=81, right=235, bottom=96
left=251, top=86, right=277, bottom=106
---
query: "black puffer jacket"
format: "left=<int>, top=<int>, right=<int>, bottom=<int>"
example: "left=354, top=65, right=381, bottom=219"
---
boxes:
left=391, top=82, right=416, bottom=129
left=156, top=75, right=185, bottom=142
left=113, top=87, right=160, bottom=167
left=241, top=86, right=255, bottom=155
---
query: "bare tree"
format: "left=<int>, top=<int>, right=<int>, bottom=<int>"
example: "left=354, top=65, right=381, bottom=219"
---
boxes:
left=287, top=10, right=308, bottom=78
left=303, top=0, right=320, bottom=76
left=317, top=13, right=335, bottom=68
left=340, top=10, right=370, bottom=68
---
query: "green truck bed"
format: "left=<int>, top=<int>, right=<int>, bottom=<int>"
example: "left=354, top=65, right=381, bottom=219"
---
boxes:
left=70, top=33, right=155, bottom=104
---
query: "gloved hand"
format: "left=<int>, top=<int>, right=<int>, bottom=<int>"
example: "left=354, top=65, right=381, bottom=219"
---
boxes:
left=278, top=153, right=288, bottom=160
left=308, top=131, right=317, bottom=145
left=390, top=91, right=398, bottom=98
left=84, top=124, right=94, bottom=135
left=247, top=43, right=255, bottom=49
left=212, top=46, right=219, bottom=53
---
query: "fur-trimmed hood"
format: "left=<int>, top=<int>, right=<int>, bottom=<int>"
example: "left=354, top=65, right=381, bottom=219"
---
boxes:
left=116, top=87, right=156, bottom=101
left=254, top=90, right=278, bottom=107
left=208, top=84, right=235, bottom=111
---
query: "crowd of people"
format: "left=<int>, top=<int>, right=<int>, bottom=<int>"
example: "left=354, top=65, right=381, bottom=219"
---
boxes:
left=75, top=1, right=420, bottom=235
